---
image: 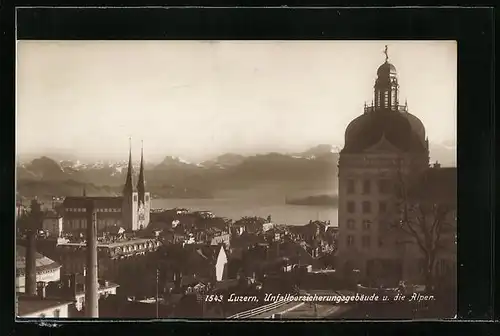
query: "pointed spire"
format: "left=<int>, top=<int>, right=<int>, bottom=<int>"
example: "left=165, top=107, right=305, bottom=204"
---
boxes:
left=137, top=140, right=146, bottom=204
left=383, top=45, right=389, bottom=62
left=123, top=137, right=134, bottom=195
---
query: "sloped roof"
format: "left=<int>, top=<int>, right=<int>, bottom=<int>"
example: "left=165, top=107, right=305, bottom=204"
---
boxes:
left=231, top=232, right=265, bottom=249
left=278, top=241, right=315, bottom=266
left=63, top=196, right=123, bottom=209
left=16, top=245, right=61, bottom=276
left=17, top=295, right=72, bottom=317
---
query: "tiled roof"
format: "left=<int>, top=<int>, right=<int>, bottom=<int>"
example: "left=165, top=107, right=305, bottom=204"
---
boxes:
left=16, top=245, right=61, bottom=276
left=17, top=295, right=73, bottom=317
left=63, top=196, right=123, bottom=209
left=277, top=241, right=315, bottom=266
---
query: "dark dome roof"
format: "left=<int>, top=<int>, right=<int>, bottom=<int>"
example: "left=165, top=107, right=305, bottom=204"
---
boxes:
left=377, top=62, right=397, bottom=77
left=342, top=110, right=426, bottom=154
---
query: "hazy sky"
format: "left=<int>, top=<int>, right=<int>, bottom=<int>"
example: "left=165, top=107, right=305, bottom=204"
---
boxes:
left=17, top=40, right=456, bottom=163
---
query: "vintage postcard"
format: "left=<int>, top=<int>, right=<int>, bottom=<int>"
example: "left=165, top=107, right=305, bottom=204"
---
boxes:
left=15, top=40, right=457, bottom=320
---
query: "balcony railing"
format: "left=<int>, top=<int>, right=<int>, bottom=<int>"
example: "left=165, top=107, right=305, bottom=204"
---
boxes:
left=364, top=104, right=408, bottom=114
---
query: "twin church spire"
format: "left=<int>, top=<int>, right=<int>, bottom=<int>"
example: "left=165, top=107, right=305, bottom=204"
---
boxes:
left=123, top=138, right=146, bottom=202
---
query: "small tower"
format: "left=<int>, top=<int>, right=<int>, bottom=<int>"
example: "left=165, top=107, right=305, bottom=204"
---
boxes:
left=136, top=141, right=151, bottom=229
left=122, top=138, right=139, bottom=231
left=373, top=45, right=400, bottom=111
left=123, top=138, right=134, bottom=196
left=136, top=141, right=146, bottom=204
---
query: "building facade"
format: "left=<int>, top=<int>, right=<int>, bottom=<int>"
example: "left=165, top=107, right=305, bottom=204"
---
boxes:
left=62, top=142, right=151, bottom=233
left=55, top=238, right=161, bottom=280
left=16, top=245, right=62, bottom=293
left=337, top=48, right=432, bottom=284
left=42, top=215, right=63, bottom=238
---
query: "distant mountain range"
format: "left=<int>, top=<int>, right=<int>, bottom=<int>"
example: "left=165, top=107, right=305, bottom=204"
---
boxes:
left=16, top=145, right=339, bottom=199
left=16, top=143, right=455, bottom=200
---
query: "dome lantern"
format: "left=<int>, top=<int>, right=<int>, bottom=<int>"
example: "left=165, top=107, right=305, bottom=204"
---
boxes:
left=373, top=45, right=400, bottom=111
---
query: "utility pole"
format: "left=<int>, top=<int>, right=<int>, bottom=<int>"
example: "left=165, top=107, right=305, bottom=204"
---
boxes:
left=156, top=268, right=159, bottom=318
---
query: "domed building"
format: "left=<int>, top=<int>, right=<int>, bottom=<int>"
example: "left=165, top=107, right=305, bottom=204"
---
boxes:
left=16, top=245, right=62, bottom=293
left=336, top=47, right=431, bottom=285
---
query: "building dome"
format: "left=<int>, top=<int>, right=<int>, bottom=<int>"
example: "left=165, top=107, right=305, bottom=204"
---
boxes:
left=377, top=61, right=397, bottom=77
left=341, top=46, right=427, bottom=154
left=342, top=110, right=426, bottom=153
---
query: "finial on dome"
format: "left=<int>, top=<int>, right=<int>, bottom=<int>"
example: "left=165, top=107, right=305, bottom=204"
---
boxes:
left=383, top=45, right=389, bottom=62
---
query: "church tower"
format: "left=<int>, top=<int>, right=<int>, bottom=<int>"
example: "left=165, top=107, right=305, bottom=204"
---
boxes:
left=337, top=46, right=429, bottom=285
left=136, top=141, right=151, bottom=229
left=122, top=139, right=139, bottom=231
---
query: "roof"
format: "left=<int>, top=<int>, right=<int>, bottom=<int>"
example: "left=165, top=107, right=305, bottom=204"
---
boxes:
left=325, top=226, right=339, bottom=234
left=342, top=109, right=426, bottom=154
left=277, top=241, right=315, bottom=266
left=57, top=237, right=157, bottom=249
left=17, top=295, right=73, bottom=317
left=63, top=196, right=123, bottom=209
left=377, top=61, right=397, bottom=76
left=16, top=245, right=61, bottom=276
left=230, top=232, right=265, bottom=249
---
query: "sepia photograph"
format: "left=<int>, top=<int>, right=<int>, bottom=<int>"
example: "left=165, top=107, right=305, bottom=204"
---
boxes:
left=15, top=40, right=457, bottom=320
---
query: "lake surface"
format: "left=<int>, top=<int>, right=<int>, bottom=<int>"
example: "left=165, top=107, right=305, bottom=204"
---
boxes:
left=152, top=198, right=338, bottom=226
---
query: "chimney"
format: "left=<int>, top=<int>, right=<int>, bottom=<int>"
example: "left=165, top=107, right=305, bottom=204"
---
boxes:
left=36, top=281, right=47, bottom=299
left=85, top=200, right=99, bottom=318
left=25, top=230, right=37, bottom=296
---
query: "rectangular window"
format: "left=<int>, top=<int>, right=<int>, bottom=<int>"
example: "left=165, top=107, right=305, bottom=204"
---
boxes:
left=347, top=201, right=356, bottom=214
left=347, top=219, right=355, bottom=230
left=362, top=201, right=371, bottom=214
left=347, top=235, right=354, bottom=247
left=362, top=220, right=371, bottom=230
left=379, top=201, right=387, bottom=213
left=378, top=179, right=391, bottom=194
left=362, top=180, right=371, bottom=194
left=362, top=236, right=371, bottom=248
left=134, top=195, right=138, bottom=202
left=347, top=179, right=355, bottom=194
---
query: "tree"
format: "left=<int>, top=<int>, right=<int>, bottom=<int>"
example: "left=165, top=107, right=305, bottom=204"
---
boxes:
left=392, top=161, right=457, bottom=292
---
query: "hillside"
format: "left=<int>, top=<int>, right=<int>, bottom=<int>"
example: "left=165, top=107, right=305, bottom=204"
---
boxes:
left=16, top=142, right=455, bottom=200
left=16, top=147, right=340, bottom=199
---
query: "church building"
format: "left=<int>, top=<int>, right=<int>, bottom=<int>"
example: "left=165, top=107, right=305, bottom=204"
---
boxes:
left=62, top=142, right=151, bottom=233
left=336, top=47, right=434, bottom=285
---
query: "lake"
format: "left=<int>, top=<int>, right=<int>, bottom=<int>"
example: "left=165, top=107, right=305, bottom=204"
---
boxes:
left=152, top=198, right=338, bottom=226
